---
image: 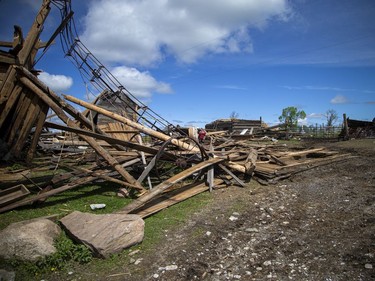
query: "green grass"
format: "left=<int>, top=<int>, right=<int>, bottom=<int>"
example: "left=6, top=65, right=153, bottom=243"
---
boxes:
left=0, top=182, right=132, bottom=230
left=0, top=181, right=213, bottom=280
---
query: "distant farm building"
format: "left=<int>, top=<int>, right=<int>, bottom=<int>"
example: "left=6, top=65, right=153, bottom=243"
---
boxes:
left=205, top=118, right=265, bottom=136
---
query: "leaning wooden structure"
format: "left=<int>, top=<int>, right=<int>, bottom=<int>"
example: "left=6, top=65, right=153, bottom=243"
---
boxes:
left=0, top=1, right=51, bottom=161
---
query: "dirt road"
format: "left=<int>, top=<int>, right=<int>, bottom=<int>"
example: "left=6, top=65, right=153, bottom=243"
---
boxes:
left=100, top=139, right=375, bottom=280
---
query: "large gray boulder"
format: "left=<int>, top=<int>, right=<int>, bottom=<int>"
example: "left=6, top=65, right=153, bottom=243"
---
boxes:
left=0, top=218, right=61, bottom=261
left=60, top=211, right=144, bottom=258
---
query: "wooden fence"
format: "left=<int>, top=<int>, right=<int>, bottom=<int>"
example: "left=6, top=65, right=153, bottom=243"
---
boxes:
left=291, top=125, right=343, bottom=139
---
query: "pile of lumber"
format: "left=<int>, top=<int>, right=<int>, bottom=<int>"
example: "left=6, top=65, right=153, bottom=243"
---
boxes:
left=0, top=0, right=353, bottom=217
left=0, top=124, right=352, bottom=215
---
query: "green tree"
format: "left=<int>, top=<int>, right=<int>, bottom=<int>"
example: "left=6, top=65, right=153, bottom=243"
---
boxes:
left=325, top=109, right=338, bottom=127
left=279, top=106, right=306, bottom=129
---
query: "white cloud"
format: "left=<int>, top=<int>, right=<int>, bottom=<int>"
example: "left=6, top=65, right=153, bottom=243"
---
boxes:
left=308, top=113, right=324, bottom=119
left=81, top=0, right=290, bottom=66
left=331, top=95, right=349, bottom=104
left=38, top=72, right=73, bottom=92
left=281, top=85, right=375, bottom=94
left=298, top=118, right=308, bottom=126
left=111, top=66, right=172, bottom=99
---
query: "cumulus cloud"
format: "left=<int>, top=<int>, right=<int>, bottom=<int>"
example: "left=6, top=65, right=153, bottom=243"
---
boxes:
left=38, top=72, right=73, bottom=92
left=81, top=0, right=290, bottom=66
left=111, top=66, right=172, bottom=99
left=331, top=95, right=349, bottom=104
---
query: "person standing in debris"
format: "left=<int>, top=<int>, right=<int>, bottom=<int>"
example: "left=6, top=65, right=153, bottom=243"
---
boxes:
left=198, top=128, right=207, bottom=143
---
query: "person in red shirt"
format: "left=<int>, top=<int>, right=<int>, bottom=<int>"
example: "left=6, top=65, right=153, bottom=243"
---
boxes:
left=198, top=128, right=207, bottom=143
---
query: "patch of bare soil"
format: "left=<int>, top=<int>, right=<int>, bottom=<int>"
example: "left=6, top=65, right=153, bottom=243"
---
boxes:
left=110, top=139, right=375, bottom=280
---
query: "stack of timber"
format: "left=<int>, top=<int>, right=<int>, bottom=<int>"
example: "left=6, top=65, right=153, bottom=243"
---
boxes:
left=343, top=117, right=375, bottom=139
left=205, top=118, right=265, bottom=138
left=207, top=137, right=353, bottom=185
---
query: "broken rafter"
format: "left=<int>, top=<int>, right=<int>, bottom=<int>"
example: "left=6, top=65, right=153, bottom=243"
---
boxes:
left=43, top=121, right=162, bottom=156
left=64, top=95, right=200, bottom=153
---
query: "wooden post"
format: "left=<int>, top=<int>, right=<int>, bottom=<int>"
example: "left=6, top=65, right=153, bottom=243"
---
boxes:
left=343, top=113, right=349, bottom=139
left=207, top=166, right=214, bottom=192
left=136, top=134, right=152, bottom=189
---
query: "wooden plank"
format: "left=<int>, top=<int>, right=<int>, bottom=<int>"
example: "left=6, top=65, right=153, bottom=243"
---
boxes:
left=10, top=92, right=42, bottom=157
left=244, top=148, right=257, bottom=175
left=218, top=164, right=246, bottom=187
left=133, top=179, right=224, bottom=218
left=137, top=155, right=157, bottom=183
left=224, top=161, right=246, bottom=174
left=0, top=175, right=98, bottom=214
left=118, top=157, right=225, bottom=214
left=0, top=41, right=13, bottom=48
left=7, top=88, right=33, bottom=146
left=65, top=165, right=142, bottom=189
left=0, top=53, right=16, bottom=64
left=276, top=147, right=326, bottom=158
left=0, top=68, right=21, bottom=125
left=255, top=153, right=353, bottom=181
left=0, top=184, right=30, bottom=207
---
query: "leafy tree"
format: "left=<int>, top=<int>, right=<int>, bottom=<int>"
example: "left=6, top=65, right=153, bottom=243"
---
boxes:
left=325, top=109, right=338, bottom=127
left=278, top=106, right=306, bottom=129
left=229, top=111, right=239, bottom=120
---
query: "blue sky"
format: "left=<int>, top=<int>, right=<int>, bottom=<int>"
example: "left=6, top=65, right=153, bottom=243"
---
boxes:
left=1, top=0, right=374, bottom=127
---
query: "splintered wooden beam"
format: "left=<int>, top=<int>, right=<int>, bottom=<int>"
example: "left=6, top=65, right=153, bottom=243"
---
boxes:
left=64, top=95, right=200, bottom=153
left=43, top=121, right=162, bottom=156
left=17, top=0, right=51, bottom=67
left=118, top=157, right=225, bottom=214
left=19, top=76, right=145, bottom=192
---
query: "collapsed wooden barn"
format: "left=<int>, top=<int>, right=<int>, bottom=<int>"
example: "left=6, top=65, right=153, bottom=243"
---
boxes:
left=0, top=0, right=353, bottom=223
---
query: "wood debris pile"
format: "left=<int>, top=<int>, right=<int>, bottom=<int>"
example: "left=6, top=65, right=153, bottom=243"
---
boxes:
left=0, top=0, right=353, bottom=217
left=344, top=118, right=375, bottom=139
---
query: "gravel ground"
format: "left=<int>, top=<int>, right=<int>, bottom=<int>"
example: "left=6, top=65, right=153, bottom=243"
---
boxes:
left=54, top=139, right=375, bottom=281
